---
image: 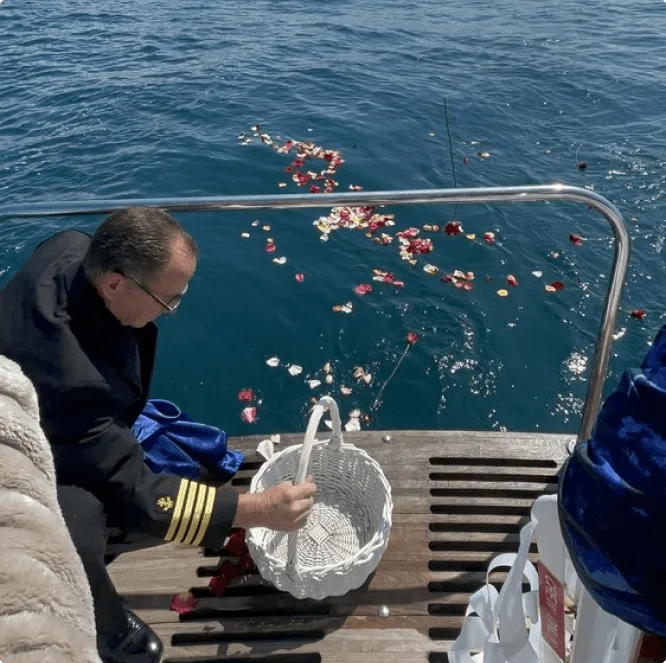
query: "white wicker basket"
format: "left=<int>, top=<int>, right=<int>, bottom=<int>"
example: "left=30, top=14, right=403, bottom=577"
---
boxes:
left=245, top=396, right=393, bottom=600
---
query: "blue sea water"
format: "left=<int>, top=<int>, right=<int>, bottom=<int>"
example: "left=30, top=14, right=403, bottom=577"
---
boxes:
left=1, top=0, right=666, bottom=438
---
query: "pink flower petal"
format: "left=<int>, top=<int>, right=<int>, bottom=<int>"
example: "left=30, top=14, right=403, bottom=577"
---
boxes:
left=354, top=284, right=373, bottom=296
left=237, top=388, right=254, bottom=402
left=241, top=407, right=257, bottom=424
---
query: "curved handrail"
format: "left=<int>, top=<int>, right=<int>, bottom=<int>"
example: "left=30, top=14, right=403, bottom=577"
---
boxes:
left=0, top=184, right=630, bottom=444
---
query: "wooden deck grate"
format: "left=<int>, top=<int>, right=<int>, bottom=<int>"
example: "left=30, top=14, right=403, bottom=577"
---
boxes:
left=109, top=431, right=571, bottom=662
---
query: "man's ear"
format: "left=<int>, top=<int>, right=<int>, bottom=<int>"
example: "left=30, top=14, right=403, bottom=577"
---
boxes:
left=98, top=272, right=124, bottom=298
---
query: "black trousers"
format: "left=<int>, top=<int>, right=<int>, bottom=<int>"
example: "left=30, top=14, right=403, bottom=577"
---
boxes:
left=57, top=484, right=162, bottom=637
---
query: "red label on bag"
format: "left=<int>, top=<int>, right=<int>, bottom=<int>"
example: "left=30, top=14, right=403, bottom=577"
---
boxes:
left=539, top=562, right=565, bottom=661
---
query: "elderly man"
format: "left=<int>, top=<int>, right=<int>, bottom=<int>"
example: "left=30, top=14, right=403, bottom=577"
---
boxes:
left=0, top=207, right=316, bottom=663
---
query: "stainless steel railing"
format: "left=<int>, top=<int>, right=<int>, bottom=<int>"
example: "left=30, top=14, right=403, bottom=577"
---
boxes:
left=0, top=183, right=630, bottom=443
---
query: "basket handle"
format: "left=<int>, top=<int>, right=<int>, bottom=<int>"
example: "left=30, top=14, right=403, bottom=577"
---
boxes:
left=287, top=396, right=344, bottom=571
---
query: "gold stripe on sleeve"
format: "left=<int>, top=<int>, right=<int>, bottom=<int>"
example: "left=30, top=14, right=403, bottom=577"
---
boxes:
left=164, top=479, right=189, bottom=542
left=192, top=486, right=217, bottom=547
left=182, top=481, right=209, bottom=546
left=173, top=481, right=199, bottom=544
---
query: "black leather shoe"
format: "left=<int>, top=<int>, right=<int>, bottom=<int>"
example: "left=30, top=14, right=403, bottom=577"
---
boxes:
left=99, top=607, right=164, bottom=663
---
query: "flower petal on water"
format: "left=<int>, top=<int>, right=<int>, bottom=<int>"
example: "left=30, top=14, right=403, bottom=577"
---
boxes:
left=354, top=284, right=373, bottom=296
left=288, top=365, right=303, bottom=376
left=237, top=388, right=255, bottom=402
left=266, top=357, right=280, bottom=367
left=497, top=289, right=509, bottom=297
left=345, top=418, right=361, bottom=432
left=241, top=407, right=257, bottom=424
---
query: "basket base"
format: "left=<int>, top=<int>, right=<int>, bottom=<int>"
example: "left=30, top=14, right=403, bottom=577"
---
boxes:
left=265, top=501, right=366, bottom=568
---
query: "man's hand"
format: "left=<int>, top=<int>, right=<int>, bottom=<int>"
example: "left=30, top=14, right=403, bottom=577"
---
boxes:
left=234, top=477, right=317, bottom=531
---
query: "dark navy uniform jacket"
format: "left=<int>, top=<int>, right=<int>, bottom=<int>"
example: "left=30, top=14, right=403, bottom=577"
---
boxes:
left=0, top=230, right=238, bottom=548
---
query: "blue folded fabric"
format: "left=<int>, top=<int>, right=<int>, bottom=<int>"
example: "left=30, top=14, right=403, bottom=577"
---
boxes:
left=559, top=323, right=666, bottom=635
left=132, top=399, right=243, bottom=481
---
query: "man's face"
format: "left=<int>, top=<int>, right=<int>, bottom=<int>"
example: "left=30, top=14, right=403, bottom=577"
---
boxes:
left=104, top=238, right=197, bottom=328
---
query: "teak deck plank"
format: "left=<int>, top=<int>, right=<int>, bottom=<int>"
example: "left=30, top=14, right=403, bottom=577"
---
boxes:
left=109, top=430, right=571, bottom=662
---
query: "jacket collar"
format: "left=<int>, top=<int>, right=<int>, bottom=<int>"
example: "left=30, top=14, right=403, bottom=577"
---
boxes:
left=65, top=265, right=150, bottom=395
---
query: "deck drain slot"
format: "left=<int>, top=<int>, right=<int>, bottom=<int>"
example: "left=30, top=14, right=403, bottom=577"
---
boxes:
left=173, top=629, right=325, bottom=645
left=429, top=540, right=537, bottom=553
left=428, top=654, right=450, bottom=663
left=429, top=627, right=463, bottom=640
left=430, top=487, right=545, bottom=499
left=429, top=521, right=527, bottom=534
left=430, top=504, right=530, bottom=516
left=427, top=603, right=467, bottom=616
left=430, top=457, right=557, bottom=468
left=231, top=476, right=252, bottom=487
left=165, top=655, right=321, bottom=663
left=429, top=580, right=532, bottom=593
left=239, top=461, right=264, bottom=472
left=428, top=559, right=492, bottom=572
left=180, top=605, right=330, bottom=621
left=429, top=471, right=558, bottom=483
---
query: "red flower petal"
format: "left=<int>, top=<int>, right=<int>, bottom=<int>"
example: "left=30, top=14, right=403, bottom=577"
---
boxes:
left=569, top=233, right=584, bottom=246
left=209, top=561, right=245, bottom=597
left=392, top=280, right=405, bottom=288
left=240, top=551, right=256, bottom=571
left=170, top=591, right=198, bottom=615
left=441, top=274, right=453, bottom=283
left=483, top=232, right=495, bottom=244
left=241, top=407, right=257, bottom=424
left=295, top=273, right=305, bottom=282
left=462, top=282, right=474, bottom=291
left=630, top=309, right=646, bottom=320
left=550, top=281, right=565, bottom=291
left=237, top=388, right=254, bottom=402
left=266, top=243, right=276, bottom=253
left=284, top=167, right=292, bottom=172
left=354, top=284, right=373, bottom=296
left=406, top=331, right=419, bottom=345
left=506, top=275, right=519, bottom=287
left=225, top=530, right=247, bottom=558
left=309, top=185, right=321, bottom=193
left=445, top=221, right=463, bottom=236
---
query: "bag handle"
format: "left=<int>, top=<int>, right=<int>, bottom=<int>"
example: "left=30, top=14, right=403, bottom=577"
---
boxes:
left=286, top=395, right=344, bottom=571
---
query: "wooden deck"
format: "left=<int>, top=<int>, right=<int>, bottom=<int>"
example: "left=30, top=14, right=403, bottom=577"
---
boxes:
left=108, top=430, right=572, bottom=663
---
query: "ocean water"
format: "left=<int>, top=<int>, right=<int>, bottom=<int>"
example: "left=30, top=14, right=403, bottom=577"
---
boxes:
left=1, top=0, right=666, bottom=438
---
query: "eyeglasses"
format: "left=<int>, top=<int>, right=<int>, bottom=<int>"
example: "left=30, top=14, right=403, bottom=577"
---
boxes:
left=123, top=273, right=188, bottom=314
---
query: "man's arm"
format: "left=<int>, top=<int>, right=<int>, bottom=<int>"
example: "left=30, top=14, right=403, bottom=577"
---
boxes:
left=44, top=382, right=239, bottom=548
left=43, top=382, right=316, bottom=545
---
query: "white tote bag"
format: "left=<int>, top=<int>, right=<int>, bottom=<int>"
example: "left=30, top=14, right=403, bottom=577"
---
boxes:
left=448, top=514, right=541, bottom=663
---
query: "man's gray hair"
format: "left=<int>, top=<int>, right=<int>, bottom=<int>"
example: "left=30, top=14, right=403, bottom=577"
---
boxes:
left=83, top=207, right=198, bottom=283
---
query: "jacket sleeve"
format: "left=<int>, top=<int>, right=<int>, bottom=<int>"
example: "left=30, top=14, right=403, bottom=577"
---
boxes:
left=41, top=381, right=238, bottom=549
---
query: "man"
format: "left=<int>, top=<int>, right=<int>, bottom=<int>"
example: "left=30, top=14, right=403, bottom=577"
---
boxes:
left=0, top=207, right=316, bottom=663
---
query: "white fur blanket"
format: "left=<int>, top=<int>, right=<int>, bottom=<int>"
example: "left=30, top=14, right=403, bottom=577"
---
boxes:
left=0, top=356, right=100, bottom=663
